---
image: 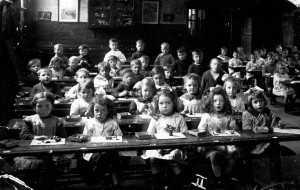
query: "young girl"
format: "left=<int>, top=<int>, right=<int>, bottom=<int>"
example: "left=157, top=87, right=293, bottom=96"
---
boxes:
left=223, top=77, right=245, bottom=112
left=198, top=87, right=239, bottom=180
left=129, top=78, right=156, bottom=115
left=94, top=62, right=114, bottom=94
left=179, top=73, right=202, bottom=114
left=273, top=61, right=296, bottom=113
left=70, top=80, right=94, bottom=116
left=78, top=95, right=122, bottom=188
left=108, top=55, right=120, bottom=77
left=49, top=56, right=64, bottom=79
left=65, top=68, right=90, bottom=99
left=142, top=89, right=188, bottom=190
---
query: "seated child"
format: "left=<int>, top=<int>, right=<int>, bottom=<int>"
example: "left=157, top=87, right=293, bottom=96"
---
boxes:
left=108, top=55, right=120, bottom=77
left=223, top=77, right=245, bottom=112
left=262, top=52, right=277, bottom=104
left=142, top=89, right=188, bottom=190
left=94, top=62, right=114, bottom=95
left=50, top=44, right=69, bottom=69
left=198, top=87, right=239, bottom=179
left=188, top=49, right=205, bottom=79
left=77, top=44, right=92, bottom=71
left=151, top=66, right=172, bottom=91
left=103, top=38, right=126, bottom=69
left=154, top=42, right=175, bottom=67
left=237, top=46, right=246, bottom=61
left=64, top=56, right=80, bottom=79
left=246, top=53, right=263, bottom=87
left=30, top=68, right=62, bottom=99
left=139, top=55, right=151, bottom=77
left=70, top=80, right=94, bottom=116
left=163, top=65, right=177, bottom=87
left=129, top=78, right=156, bottom=115
left=24, top=58, right=41, bottom=87
left=217, top=46, right=230, bottom=62
left=179, top=73, right=202, bottom=114
left=65, top=68, right=90, bottom=99
left=78, top=95, right=122, bottom=188
left=112, top=68, right=135, bottom=98
left=173, top=47, right=191, bottom=76
left=228, top=50, right=243, bottom=75
left=131, top=59, right=144, bottom=82
left=131, top=39, right=147, bottom=60
left=286, top=55, right=299, bottom=75
left=49, top=56, right=64, bottom=79
left=273, top=61, right=296, bottom=113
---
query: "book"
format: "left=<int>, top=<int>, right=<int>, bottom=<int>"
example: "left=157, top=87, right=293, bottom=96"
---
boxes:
left=117, top=112, right=134, bottom=119
left=65, top=115, right=81, bottom=122
left=135, top=132, right=152, bottom=140
left=185, top=113, right=202, bottom=118
left=68, top=134, right=89, bottom=143
left=0, top=139, right=19, bottom=148
left=188, top=129, right=207, bottom=137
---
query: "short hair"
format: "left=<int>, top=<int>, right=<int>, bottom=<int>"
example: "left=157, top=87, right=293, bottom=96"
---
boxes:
left=50, top=56, right=62, bottom=66
left=31, top=92, right=55, bottom=107
left=136, top=39, right=145, bottom=46
left=161, top=42, right=170, bottom=49
left=163, top=65, right=173, bottom=72
left=120, top=68, right=134, bottom=78
left=54, top=44, right=63, bottom=49
left=151, top=66, right=165, bottom=77
left=221, top=46, right=228, bottom=51
left=177, top=47, right=186, bottom=54
left=76, top=68, right=90, bottom=77
left=37, top=67, right=52, bottom=76
left=223, top=77, right=240, bottom=91
left=90, top=95, right=116, bottom=119
left=108, top=55, right=118, bottom=62
left=232, top=50, right=238, bottom=54
left=192, top=49, right=203, bottom=57
left=139, top=55, right=149, bottom=62
left=183, top=73, right=200, bottom=86
left=78, top=44, right=88, bottom=50
left=275, top=61, right=288, bottom=73
left=130, top=59, right=142, bottom=67
left=109, top=38, right=118, bottom=44
left=203, top=87, right=232, bottom=115
left=78, top=79, right=95, bottom=94
left=153, top=89, right=181, bottom=115
left=28, top=58, right=41, bottom=69
left=247, top=90, right=268, bottom=109
left=98, top=62, right=111, bottom=71
left=69, top=56, right=80, bottom=64
left=138, top=78, right=157, bottom=97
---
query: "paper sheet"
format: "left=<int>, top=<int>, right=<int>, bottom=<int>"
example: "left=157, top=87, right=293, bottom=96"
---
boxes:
left=210, top=131, right=241, bottom=137
left=139, top=115, right=152, bottom=120
left=154, top=133, right=186, bottom=140
left=185, top=113, right=202, bottom=118
left=118, top=98, right=135, bottom=101
left=274, top=128, right=300, bottom=134
left=90, top=136, right=122, bottom=143
left=30, top=138, right=66, bottom=146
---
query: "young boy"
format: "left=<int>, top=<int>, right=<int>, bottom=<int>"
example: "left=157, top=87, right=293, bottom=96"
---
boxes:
left=188, top=49, right=205, bottom=79
left=103, top=38, right=127, bottom=69
left=65, top=68, right=90, bottom=99
left=78, top=44, right=92, bottom=71
left=50, top=44, right=69, bottom=69
left=49, top=56, right=64, bottom=79
left=217, top=46, right=230, bottom=62
left=30, top=68, right=62, bottom=99
left=173, top=47, right=191, bottom=76
left=154, top=42, right=175, bottom=67
left=94, top=62, right=114, bottom=95
left=151, top=66, right=171, bottom=91
left=228, top=50, right=243, bottom=75
left=108, top=55, right=120, bottom=77
left=163, top=65, right=177, bottom=87
left=131, top=39, right=147, bottom=60
left=131, top=59, right=144, bottom=82
left=139, top=55, right=151, bottom=77
left=64, top=56, right=80, bottom=79
left=112, top=68, right=135, bottom=98
left=24, top=58, right=41, bottom=87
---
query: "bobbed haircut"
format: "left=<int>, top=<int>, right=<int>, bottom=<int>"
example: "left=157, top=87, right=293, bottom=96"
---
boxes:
left=203, top=87, right=232, bottom=115
left=151, top=66, right=165, bottom=77
left=76, top=68, right=90, bottom=77
left=28, top=58, right=41, bottom=69
left=98, top=62, right=111, bottom=71
left=223, top=77, right=240, bottom=91
left=152, top=89, right=182, bottom=115
left=37, top=67, right=52, bottom=76
left=31, top=92, right=55, bottom=107
left=247, top=90, right=268, bottom=109
left=138, top=78, right=157, bottom=97
left=130, top=59, right=142, bottom=67
left=90, top=95, right=116, bottom=119
left=78, top=44, right=88, bottom=50
left=120, top=68, right=134, bottom=78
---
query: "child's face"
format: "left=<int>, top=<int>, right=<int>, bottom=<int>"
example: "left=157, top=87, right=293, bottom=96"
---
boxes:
left=276, top=46, right=282, bottom=52
left=153, top=74, right=164, bottom=86
left=94, top=103, right=108, bottom=123
left=221, top=49, right=227, bottom=56
left=295, top=54, right=299, bottom=61
left=69, top=60, right=79, bottom=70
left=52, top=61, right=61, bottom=70
left=99, top=67, right=110, bottom=78
left=141, top=58, right=149, bottom=69
left=161, top=45, right=169, bottom=55
left=76, top=72, right=89, bottom=84
left=185, top=79, right=198, bottom=95
left=278, top=65, right=286, bottom=74
left=287, top=58, right=295, bottom=67
left=35, top=99, right=52, bottom=118
left=30, top=64, right=41, bottom=73
left=177, top=52, right=186, bottom=60
left=193, top=54, right=202, bottom=63
left=210, top=59, right=220, bottom=72
left=252, top=98, right=265, bottom=112
left=164, top=70, right=172, bottom=79
left=109, top=42, right=118, bottom=51
left=39, top=70, right=52, bottom=84
left=213, top=94, right=224, bottom=113
left=233, top=52, right=238, bottom=59
left=123, top=73, right=134, bottom=85
left=158, top=95, right=173, bottom=115
left=108, top=59, right=117, bottom=68
left=136, top=43, right=144, bottom=52
left=237, top=47, right=243, bottom=53
left=131, top=65, right=141, bottom=75
left=225, top=81, right=237, bottom=98
left=54, top=46, right=63, bottom=56
left=79, top=48, right=88, bottom=56
left=142, top=85, right=154, bottom=99
left=80, top=88, right=93, bottom=102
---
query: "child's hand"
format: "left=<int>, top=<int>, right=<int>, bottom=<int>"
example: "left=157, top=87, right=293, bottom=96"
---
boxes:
left=119, top=90, right=128, bottom=97
left=128, top=91, right=134, bottom=97
left=34, top=135, right=48, bottom=140
left=209, top=87, right=215, bottom=92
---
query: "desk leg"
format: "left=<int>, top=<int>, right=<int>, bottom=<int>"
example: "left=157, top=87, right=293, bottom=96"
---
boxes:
left=269, top=142, right=282, bottom=182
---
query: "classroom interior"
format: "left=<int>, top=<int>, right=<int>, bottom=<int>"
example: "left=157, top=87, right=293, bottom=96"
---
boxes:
left=1, top=0, right=300, bottom=189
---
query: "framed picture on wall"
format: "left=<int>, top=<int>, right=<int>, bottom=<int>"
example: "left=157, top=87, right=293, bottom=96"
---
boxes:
left=38, top=12, right=51, bottom=21
left=59, top=0, right=79, bottom=22
left=142, top=1, right=159, bottom=24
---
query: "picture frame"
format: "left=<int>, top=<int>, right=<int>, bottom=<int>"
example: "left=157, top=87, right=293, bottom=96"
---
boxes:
left=38, top=12, right=51, bottom=21
left=142, top=1, right=159, bottom=24
left=59, top=0, right=79, bottom=22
